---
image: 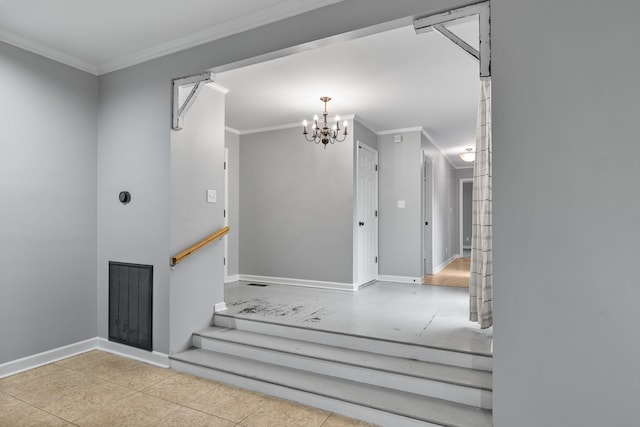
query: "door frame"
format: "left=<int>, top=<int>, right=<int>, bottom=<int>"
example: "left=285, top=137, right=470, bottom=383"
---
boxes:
left=223, top=147, right=229, bottom=283
left=422, top=152, right=434, bottom=278
left=459, top=177, right=473, bottom=256
left=355, top=141, right=379, bottom=287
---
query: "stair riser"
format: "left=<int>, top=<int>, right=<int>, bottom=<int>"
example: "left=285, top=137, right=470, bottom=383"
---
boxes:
left=171, top=358, right=443, bottom=427
left=214, top=315, right=492, bottom=372
left=194, top=335, right=492, bottom=409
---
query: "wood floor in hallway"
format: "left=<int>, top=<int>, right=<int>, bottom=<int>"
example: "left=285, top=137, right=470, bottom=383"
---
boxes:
left=424, top=257, right=470, bottom=288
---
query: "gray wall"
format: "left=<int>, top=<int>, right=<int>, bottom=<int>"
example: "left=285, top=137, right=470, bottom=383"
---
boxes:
left=225, top=130, right=240, bottom=278
left=169, top=86, right=226, bottom=353
left=239, top=126, right=354, bottom=284
left=421, top=133, right=456, bottom=271
left=493, top=0, right=640, bottom=425
left=0, top=42, right=98, bottom=363
left=377, top=131, right=422, bottom=277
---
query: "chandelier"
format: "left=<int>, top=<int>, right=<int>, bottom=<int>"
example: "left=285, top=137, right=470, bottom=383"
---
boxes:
left=302, top=97, right=348, bottom=148
left=460, top=148, right=476, bottom=162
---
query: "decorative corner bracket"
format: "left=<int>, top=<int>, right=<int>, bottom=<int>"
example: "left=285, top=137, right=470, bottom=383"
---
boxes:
left=413, top=2, right=491, bottom=78
left=172, top=72, right=215, bottom=130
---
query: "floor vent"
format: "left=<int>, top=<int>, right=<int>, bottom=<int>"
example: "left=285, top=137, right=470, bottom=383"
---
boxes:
left=109, top=262, right=153, bottom=351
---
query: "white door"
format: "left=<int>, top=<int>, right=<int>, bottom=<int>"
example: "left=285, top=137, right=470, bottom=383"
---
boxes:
left=357, top=143, right=378, bottom=286
left=423, top=153, right=433, bottom=277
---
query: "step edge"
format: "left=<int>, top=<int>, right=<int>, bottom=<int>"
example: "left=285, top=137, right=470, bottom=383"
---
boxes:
left=213, top=313, right=493, bottom=359
left=171, top=349, right=492, bottom=427
left=194, top=330, right=492, bottom=391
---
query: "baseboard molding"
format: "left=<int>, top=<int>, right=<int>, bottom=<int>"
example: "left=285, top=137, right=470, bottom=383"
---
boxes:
left=214, top=301, right=228, bottom=313
left=377, top=275, right=423, bottom=284
left=238, top=274, right=357, bottom=291
left=225, top=274, right=240, bottom=283
left=433, top=255, right=460, bottom=275
left=0, top=338, right=97, bottom=379
left=96, top=338, right=170, bottom=368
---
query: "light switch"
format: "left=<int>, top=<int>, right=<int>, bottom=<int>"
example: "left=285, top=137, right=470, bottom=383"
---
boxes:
left=207, top=189, right=216, bottom=203
left=397, top=200, right=406, bottom=209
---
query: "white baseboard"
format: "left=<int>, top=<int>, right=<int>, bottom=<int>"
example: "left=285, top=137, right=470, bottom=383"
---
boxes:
left=433, top=255, right=460, bottom=275
left=214, top=301, right=228, bottom=312
left=225, top=274, right=240, bottom=283
left=1, top=337, right=171, bottom=378
left=0, top=338, right=97, bottom=379
left=377, top=275, right=423, bottom=284
left=96, top=338, right=170, bottom=368
left=238, top=274, right=357, bottom=291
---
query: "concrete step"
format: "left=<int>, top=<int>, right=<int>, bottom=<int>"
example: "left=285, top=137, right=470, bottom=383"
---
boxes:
left=170, top=348, right=492, bottom=427
left=194, top=326, right=492, bottom=409
left=213, top=313, right=492, bottom=371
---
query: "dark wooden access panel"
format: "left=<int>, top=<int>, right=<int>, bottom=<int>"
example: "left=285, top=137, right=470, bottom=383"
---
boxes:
left=108, top=262, right=153, bottom=351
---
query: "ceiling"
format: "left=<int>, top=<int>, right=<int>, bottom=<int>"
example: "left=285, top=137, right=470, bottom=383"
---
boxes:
left=0, top=1, right=480, bottom=168
left=216, top=20, right=480, bottom=168
left=0, top=0, right=342, bottom=74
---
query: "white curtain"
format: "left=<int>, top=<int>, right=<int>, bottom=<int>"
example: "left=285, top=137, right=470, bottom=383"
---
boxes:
left=469, top=79, right=493, bottom=329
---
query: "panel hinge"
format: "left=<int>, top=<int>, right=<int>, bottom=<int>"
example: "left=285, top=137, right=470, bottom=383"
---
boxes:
left=375, top=210, right=378, bottom=217
left=375, top=164, right=378, bottom=172
left=224, top=161, right=227, bottom=170
left=223, top=209, right=226, bottom=218
left=223, top=258, right=226, bottom=266
left=375, top=256, right=378, bottom=263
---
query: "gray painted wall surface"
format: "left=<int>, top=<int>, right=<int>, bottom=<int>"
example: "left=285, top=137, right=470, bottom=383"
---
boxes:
left=239, top=126, right=354, bottom=284
left=493, top=1, right=640, bottom=425
left=225, top=130, right=240, bottom=278
left=421, top=133, right=456, bottom=271
left=0, top=42, right=98, bottom=363
left=377, top=132, right=422, bottom=277
left=96, top=0, right=461, bottom=355
left=169, top=87, right=226, bottom=353
left=462, top=182, right=472, bottom=248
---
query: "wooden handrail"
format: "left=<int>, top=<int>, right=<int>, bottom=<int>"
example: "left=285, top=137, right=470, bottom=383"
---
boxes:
left=171, top=226, right=230, bottom=267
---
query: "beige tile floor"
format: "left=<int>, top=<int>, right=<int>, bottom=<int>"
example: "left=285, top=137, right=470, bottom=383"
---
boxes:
left=0, top=350, right=377, bottom=427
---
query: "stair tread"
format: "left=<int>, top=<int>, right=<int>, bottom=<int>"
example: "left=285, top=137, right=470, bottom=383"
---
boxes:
left=172, top=348, right=492, bottom=427
left=195, top=326, right=491, bottom=391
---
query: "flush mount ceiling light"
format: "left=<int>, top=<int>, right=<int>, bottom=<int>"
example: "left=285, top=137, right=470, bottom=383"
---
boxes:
left=460, top=148, right=476, bottom=162
left=302, top=97, right=348, bottom=148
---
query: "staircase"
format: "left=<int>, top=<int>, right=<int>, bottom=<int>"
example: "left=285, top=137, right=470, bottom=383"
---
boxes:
left=170, top=313, right=493, bottom=427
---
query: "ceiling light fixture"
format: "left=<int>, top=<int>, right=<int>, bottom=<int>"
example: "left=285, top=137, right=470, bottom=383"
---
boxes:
left=460, top=148, right=476, bottom=162
left=302, top=97, right=348, bottom=148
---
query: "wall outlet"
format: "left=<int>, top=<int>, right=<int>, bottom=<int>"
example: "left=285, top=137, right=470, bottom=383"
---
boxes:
left=207, top=189, right=216, bottom=203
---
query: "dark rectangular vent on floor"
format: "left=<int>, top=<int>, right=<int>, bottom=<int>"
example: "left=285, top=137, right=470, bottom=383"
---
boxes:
left=109, top=262, right=153, bottom=351
left=247, top=283, right=268, bottom=287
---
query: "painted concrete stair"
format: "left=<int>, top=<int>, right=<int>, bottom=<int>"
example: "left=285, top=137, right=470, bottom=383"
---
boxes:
left=213, top=313, right=492, bottom=372
left=171, top=323, right=493, bottom=427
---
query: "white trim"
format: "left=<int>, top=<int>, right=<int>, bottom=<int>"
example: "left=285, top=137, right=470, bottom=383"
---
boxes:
left=378, top=275, right=423, bottom=284
left=0, top=29, right=98, bottom=74
left=422, top=151, right=434, bottom=276
left=0, top=338, right=97, bottom=379
left=96, top=338, right=170, bottom=368
left=433, top=254, right=460, bottom=275
left=225, top=274, right=240, bottom=283
left=204, top=82, right=230, bottom=95
left=238, top=274, right=358, bottom=292
left=225, top=127, right=241, bottom=135
left=377, top=126, right=423, bottom=136
left=224, top=147, right=229, bottom=283
left=214, top=302, right=228, bottom=313
left=459, top=177, right=473, bottom=259
left=352, top=115, right=379, bottom=136
left=96, top=0, right=345, bottom=75
left=239, top=114, right=355, bottom=136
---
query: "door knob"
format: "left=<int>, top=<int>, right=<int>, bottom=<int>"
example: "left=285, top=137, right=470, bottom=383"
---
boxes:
left=359, top=221, right=365, bottom=226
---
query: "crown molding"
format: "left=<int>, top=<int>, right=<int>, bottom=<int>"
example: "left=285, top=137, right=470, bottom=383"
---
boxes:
left=421, top=128, right=457, bottom=169
left=0, top=29, right=97, bottom=74
left=225, top=127, right=241, bottom=135
left=377, top=126, right=423, bottom=135
left=239, top=114, right=355, bottom=136
left=96, top=0, right=344, bottom=75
